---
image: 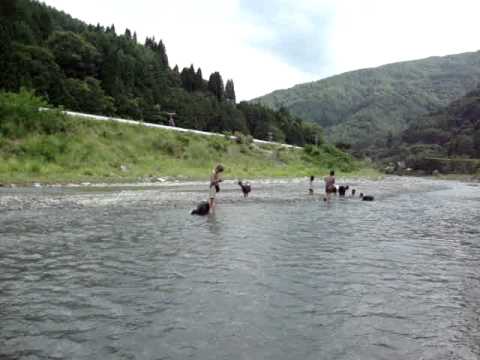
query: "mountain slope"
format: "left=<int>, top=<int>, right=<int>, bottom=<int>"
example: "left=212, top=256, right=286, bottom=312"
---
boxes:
left=402, top=86, right=480, bottom=157
left=368, top=86, right=480, bottom=175
left=254, top=51, right=480, bottom=151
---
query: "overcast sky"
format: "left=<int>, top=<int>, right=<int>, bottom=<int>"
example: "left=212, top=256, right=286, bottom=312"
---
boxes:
left=43, top=0, right=480, bottom=100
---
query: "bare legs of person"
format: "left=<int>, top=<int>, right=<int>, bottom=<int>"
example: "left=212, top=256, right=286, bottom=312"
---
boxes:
left=324, top=189, right=333, bottom=202
left=208, top=197, right=215, bottom=213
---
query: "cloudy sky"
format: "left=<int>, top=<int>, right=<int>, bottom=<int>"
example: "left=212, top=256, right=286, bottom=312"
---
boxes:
left=43, top=0, right=480, bottom=100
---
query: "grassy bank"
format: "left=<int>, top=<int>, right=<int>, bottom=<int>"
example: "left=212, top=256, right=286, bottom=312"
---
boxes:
left=0, top=91, right=376, bottom=184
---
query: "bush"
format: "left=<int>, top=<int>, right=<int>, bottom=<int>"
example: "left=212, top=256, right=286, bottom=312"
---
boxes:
left=304, top=144, right=321, bottom=157
left=239, top=144, right=250, bottom=154
left=0, top=89, right=67, bottom=137
left=152, top=135, right=183, bottom=157
left=208, top=138, right=228, bottom=153
left=184, top=142, right=210, bottom=161
left=234, top=132, right=253, bottom=145
left=175, top=133, right=191, bottom=146
left=20, top=136, right=67, bottom=162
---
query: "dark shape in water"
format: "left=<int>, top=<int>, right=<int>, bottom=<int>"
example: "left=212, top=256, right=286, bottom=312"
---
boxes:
left=191, top=201, right=210, bottom=215
left=238, top=181, right=251, bottom=197
left=360, top=193, right=374, bottom=201
left=338, top=185, right=349, bottom=196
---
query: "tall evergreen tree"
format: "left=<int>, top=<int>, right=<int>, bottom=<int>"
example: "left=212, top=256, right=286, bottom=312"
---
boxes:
left=34, top=6, right=53, bottom=41
left=225, top=79, right=236, bottom=103
left=194, top=68, right=205, bottom=91
left=208, top=72, right=224, bottom=101
left=157, top=40, right=168, bottom=67
left=0, top=20, right=17, bottom=90
left=181, top=65, right=198, bottom=92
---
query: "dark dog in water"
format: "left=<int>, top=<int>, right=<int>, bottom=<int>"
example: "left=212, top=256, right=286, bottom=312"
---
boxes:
left=359, top=193, right=374, bottom=201
left=191, top=201, right=210, bottom=215
left=238, top=181, right=251, bottom=198
left=338, top=185, right=349, bottom=197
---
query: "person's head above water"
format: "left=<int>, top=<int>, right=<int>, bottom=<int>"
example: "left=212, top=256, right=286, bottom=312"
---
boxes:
left=330, top=170, right=335, bottom=176
left=215, top=164, right=224, bottom=173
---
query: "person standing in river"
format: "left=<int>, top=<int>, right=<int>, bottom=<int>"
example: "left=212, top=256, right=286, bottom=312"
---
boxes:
left=324, top=170, right=336, bottom=201
left=209, top=164, right=224, bottom=213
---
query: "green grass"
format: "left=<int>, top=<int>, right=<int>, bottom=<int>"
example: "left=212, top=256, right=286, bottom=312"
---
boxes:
left=0, top=90, right=378, bottom=184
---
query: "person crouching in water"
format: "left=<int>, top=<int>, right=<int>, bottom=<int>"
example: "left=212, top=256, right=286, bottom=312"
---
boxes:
left=209, top=164, right=224, bottom=213
left=324, top=170, right=336, bottom=201
left=309, top=175, right=315, bottom=195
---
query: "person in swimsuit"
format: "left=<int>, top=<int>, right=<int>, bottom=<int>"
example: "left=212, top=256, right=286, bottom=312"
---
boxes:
left=324, top=170, right=336, bottom=201
left=208, top=164, right=224, bottom=213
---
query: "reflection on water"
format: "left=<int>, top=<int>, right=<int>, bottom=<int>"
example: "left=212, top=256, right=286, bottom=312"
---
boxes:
left=1, top=177, right=480, bottom=359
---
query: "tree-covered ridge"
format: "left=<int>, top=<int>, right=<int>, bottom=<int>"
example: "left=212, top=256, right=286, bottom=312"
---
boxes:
left=0, top=0, right=323, bottom=146
left=401, top=86, right=480, bottom=159
left=253, top=51, right=480, bottom=152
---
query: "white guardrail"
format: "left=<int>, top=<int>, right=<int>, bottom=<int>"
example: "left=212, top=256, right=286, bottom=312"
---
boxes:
left=40, top=108, right=302, bottom=149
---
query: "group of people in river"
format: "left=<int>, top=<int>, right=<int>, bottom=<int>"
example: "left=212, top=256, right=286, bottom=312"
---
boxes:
left=191, top=164, right=373, bottom=215
left=308, top=170, right=372, bottom=201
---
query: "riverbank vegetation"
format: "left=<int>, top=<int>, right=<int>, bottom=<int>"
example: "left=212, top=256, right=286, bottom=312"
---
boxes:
left=0, top=0, right=323, bottom=146
left=0, top=91, right=369, bottom=184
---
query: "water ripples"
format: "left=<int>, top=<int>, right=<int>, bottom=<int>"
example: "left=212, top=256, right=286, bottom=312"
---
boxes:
left=1, top=177, right=480, bottom=359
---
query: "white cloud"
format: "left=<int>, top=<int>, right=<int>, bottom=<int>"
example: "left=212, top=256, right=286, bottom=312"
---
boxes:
left=330, top=0, right=480, bottom=74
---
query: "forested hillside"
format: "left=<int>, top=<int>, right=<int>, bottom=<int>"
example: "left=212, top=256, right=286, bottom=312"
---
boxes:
left=402, top=87, right=480, bottom=157
left=362, top=85, right=480, bottom=175
left=393, top=86, right=480, bottom=164
left=0, top=0, right=323, bottom=146
left=254, top=52, right=480, bottom=152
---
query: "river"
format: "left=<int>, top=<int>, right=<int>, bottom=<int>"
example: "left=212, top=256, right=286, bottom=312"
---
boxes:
left=1, top=177, right=479, bottom=359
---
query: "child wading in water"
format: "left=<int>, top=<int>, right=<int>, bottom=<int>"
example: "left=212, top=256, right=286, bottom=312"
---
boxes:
left=324, top=170, right=336, bottom=201
left=209, top=164, right=224, bottom=213
left=309, top=175, right=315, bottom=195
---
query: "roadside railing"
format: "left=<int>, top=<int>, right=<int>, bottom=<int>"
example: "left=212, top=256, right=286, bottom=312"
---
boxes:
left=39, top=108, right=302, bottom=149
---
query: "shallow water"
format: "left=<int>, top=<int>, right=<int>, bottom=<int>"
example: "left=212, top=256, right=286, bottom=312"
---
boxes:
left=1, top=177, right=480, bottom=360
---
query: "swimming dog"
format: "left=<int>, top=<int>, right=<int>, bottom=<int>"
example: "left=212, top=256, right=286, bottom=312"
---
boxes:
left=238, top=181, right=251, bottom=198
left=360, top=193, right=374, bottom=201
left=338, top=185, right=349, bottom=197
left=191, top=201, right=210, bottom=215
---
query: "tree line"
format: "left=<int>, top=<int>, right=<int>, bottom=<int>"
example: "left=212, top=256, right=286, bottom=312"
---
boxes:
left=0, top=0, right=324, bottom=146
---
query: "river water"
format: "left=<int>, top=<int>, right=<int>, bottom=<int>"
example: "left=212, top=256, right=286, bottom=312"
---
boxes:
left=1, top=177, right=479, bottom=360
